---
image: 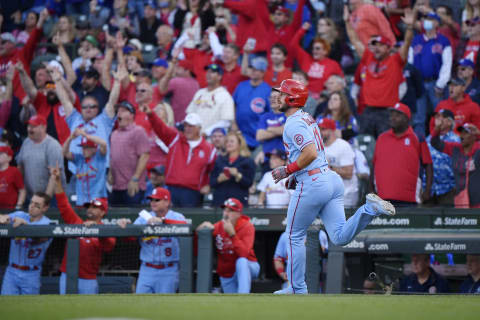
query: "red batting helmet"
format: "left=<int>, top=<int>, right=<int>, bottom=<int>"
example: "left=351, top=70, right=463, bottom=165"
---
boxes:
left=273, top=79, right=308, bottom=107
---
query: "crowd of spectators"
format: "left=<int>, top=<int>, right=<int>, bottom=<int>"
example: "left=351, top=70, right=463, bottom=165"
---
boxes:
left=0, top=0, right=479, bottom=210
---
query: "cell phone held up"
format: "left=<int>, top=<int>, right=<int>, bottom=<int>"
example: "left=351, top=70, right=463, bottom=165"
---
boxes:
left=246, top=38, right=256, bottom=51
left=223, top=167, right=231, bottom=179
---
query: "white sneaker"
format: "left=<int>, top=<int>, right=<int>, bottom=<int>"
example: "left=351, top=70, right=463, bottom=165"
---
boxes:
left=273, top=287, right=294, bottom=295
left=366, top=193, right=396, bottom=216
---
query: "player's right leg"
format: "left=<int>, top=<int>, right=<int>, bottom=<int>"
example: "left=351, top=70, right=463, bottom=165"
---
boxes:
left=136, top=265, right=155, bottom=294
left=1, top=267, right=21, bottom=295
left=219, top=275, right=238, bottom=293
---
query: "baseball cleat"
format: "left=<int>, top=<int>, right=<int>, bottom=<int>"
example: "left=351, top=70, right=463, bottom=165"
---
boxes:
left=366, top=193, right=396, bottom=216
left=273, top=287, right=307, bottom=295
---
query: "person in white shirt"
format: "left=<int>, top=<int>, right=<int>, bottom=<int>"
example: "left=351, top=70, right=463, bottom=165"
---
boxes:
left=318, top=118, right=359, bottom=207
left=257, top=149, right=292, bottom=208
left=186, top=64, right=235, bottom=136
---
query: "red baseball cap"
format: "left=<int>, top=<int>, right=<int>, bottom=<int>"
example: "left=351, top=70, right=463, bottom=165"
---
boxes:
left=369, top=35, right=392, bottom=47
left=317, top=118, right=336, bottom=130
left=27, top=115, right=47, bottom=126
left=390, top=102, right=411, bottom=120
left=274, top=6, right=290, bottom=15
left=0, top=146, right=13, bottom=157
left=78, top=137, right=97, bottom=148
left=221, top=197, right=243, bottom=212
left=148, top=187, right=171, bottom=201
left=84, top=198, right=108, bottom=212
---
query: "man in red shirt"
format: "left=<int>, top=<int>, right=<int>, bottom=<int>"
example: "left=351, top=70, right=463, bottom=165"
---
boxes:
left=372, top=103, right=433, bottom=206
left=197, top=197, right=259, bottom=293
left=50, top=165, right=116, bottom=294
left=432, top=78, right=480, bottom=132
left=345, top=8, right=415, bottom=138
left=264, top=44, right=292, bottom=88
left=220, top=44, right=247, bottom=94
left=140, top=106, right=216, bottom=207
left=0, top=146, right=25, bottom=210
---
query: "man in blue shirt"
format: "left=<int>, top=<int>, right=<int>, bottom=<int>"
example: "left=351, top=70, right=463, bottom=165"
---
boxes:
left=399, top=254, right=449, bottom=294
left=233, top=57, right=271, bottom=150
left=422, top=109, right=459, bottom=206
left=457, top=58, right=480, bottom=105
left=408, top=12, right=452, bottom=136
left=459, top=255, right=480, bottom=294
left=0, top=192, right=52, bottom=295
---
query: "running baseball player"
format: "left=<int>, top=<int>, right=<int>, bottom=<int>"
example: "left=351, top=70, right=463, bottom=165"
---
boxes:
left=0, top=193, right=53, bottom=295
left=117, top=187, right=187, bottom=293
left=271, top=79, right=395, bottom=294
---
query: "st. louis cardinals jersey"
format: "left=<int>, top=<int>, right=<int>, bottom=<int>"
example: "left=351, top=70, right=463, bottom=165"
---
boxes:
left=134, top=210, right=186, bottom=264
left=283, top=110, right=328, bottom=174
left=7, top=211, right=52, bottom=268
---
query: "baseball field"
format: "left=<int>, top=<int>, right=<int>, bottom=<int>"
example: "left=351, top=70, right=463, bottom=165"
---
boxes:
left=0, top=294, right=479, bottom=320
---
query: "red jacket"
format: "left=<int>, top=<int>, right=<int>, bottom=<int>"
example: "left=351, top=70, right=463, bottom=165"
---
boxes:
left=183, top=48, right=216, bottom=88
left=431, top=94, right=480, bottom=133
left=0, top=28, right=42, bottom=101
left=148, top=112, right=216, bottom=191
left=213, top=215, right=257, bottom=278
left=223, top=0, right=269, bottom=53
left=56, top=192, right=116, bottom=279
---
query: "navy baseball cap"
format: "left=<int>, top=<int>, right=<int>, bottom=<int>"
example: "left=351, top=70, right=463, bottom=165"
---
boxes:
left=204, top=63, right=224, bottom=75
left=116, top=100, right=136, bottom=115
left=435, top=109, right=455, bottom=121
left=153, top=58, right=168, bottom=68
left=211, top=127, right=227, bottom=136
left=448, top=77, right=466, bottom=86
left=426, top=12, right=441, bottom=22
left=458, top=58, right=475, bottom=69
left=145, top=0, right=157, bottom=9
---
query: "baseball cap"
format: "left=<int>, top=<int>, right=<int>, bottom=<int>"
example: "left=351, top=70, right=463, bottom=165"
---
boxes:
left=84, top=198, right=108, bottom=212
left=211, top=127, right=227, bottom=136
left=435, top=109, right=455, bottom=121
left=85, top=35, right=99, bottom=48
left=317, top=118, right=336, bottom=130
left=153, top=58, right=168, bottom=68
left=390, top=102, right=411, bottom=120
left=274, top=6, right=290, bottom=15
left=0, top=146, right=13, bottom=157
left=48, top=60, right=65, bottom=76
left=250, top=57, right=268, bottom=72
left=267, top=148, right=287, bottom=160
left=204, top=63, right=224, bottom=75
left=221, top=197, right=243, bottom=212
left=184, top=113, right=202, bottom=127
left=78, top=137, right=97, bottom=148
left=28, top=115, right=47, bottom=126
left=448, top=77, right=466, bottom=86
left=426, top=12, right=441, bottom=22
left=458, top=58, right=475, bottom=69
left=76, top=15, right=90, bottom=30
left=369, top=35, right=392, bottom=47
left=84, top=68, right=100, bottom=79
left=116, top=100, right=136, bottom=115
left=0, top=33, right=16, bottom=43
left=145, top=0, right=157, bottom=8
left=129, top=39, right=143, bottom=51
left=148, top=187, right=171, bottom=201
left=458, top=123, right=477, bottom=134
left=150, top=164, right=166, bottom=175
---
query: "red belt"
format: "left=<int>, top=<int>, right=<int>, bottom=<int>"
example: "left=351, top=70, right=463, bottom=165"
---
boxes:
left=11, top=263, right=39, bottom=271
left=145, top=262, right=175, bottom=270
left=308, top=167, right=328, bottom=176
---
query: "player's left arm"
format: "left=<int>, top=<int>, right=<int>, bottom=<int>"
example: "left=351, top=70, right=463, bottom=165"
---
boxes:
left=272, top=143, right=317, bottom=183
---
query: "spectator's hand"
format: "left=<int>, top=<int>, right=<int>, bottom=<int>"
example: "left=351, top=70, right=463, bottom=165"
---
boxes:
left=218, top=172, right=229, bottom=183
left=5, top=64, right=15, bottom=82
left=254, top=151, right=264, bottom=165
left=116, top=218, right=130, bottom=229
left=105, top=32, right=116, bottom=49
left=285, top=176, right=297, bottom=190
left=302, top=22, right=311, bottom=31
left=49, top=162, right=62, bottom=183
left=272, top=166, right=289, bottom=184
left=14, top=61, right=25, bottom=74
left=200, top=185, right=210, bottom=195
left=107, top=170, right=114, bottom=185
left=171, top=47, right=182, bottom=60
left=434, top=86, right=443, bottom=98
left=11, top=11, right=21, bottom=24
left=115, top=31, right=127, bottom=50
left=37, top=8, right=49, bottom=29
left=50, top=67, right=62, bottom=83
left=343, top=5, right=350, bottom=22
left=0, top=215, right=11, bottom=224
left=401, top=8, right=415, bottom=26
left=421, top=190, right=431, bottom=203
left=113, top=66, right=128, bottom=82
left=222, top=218, right=235, bottom=236
left=83, top=220, right=97, bottom=226
left=228, top=167, right=239, bottom=177
left=196, top=221, right=214, bottom=231
left=243, top=41, right=253, bottom=54
left=206, top=26, right=216, bottom=34
left=138, top=104, right=151, bottom=115
left=468, top=124, right=480, bottom=137
left=12, top=217, right=27, bottom=228
left=52, top=32, right=62, bottom=47
left=127, top=179, right=140, bottom=197
left=147, top=216, right=164, bottom=225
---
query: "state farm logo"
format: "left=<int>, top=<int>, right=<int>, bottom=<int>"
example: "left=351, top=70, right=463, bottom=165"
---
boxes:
left=368, top=243, right=389, bottom=251
left=0, top=228, right=8, bottom=236
left=53, top=226, right=64, bottom=235
left=343, top=240, right=364, bottom=249
left=143, top=225, right=190, bottom=235
left=251, top=217, right=269, bottom=226
left=424, top=242, right=467, bottom=251
left=52, top=226, right=99, bottom=236
left=433, top=217, right=478, bottom=226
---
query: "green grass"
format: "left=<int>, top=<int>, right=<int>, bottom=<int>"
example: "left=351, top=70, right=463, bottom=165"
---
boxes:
left=0, top=294, right=479, bottom=320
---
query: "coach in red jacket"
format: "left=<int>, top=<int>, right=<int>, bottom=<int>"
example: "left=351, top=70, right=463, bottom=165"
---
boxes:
left=197, top=197, right=259, bottom=293
left=141, top=106, right=216, bottom=207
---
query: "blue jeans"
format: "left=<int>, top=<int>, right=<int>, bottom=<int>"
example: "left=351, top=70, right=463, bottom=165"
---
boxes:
left=59, top=272, right=98, bottom=294
left=1, top=266, right=41, bottom=295
left=414, top=81, right=443, bottom=136
left=136, top=262, right=179, bottom=294
left=285, top=169, right=376, bottom=294
left=219, top=258, right=260, bottom=294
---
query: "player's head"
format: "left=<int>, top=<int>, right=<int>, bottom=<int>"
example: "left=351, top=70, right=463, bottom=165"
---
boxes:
left=148, top=187, right=171, bottom=214
left=221, top=197, right=243, bottom=222
left=273, top=79, right=308, bottom=112
left=84, top=198, right=108, bottom=221
left=411, top=254, right=430, bottom=275
left=28, top=192, right=51, bottom=218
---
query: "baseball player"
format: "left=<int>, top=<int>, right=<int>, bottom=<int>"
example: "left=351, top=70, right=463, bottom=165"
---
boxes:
left=117, top=187, right=187, bottom=293
left=0, top=192, right=52, bottom=295
left=271, top=79, right=395, bottom=294
left=273, top=232, right=289, bottom=289
left=197, top=197, right=260, bottom=293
